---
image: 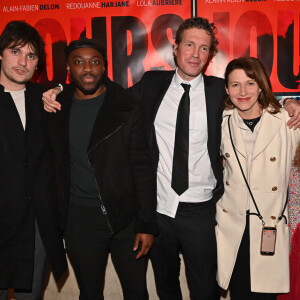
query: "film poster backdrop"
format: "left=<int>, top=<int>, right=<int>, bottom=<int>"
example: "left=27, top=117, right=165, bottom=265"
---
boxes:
left=0, top=0, right=299, bottom=96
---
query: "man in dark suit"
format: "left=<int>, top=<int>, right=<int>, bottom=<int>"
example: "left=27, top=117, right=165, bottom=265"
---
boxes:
left=129, top=17, right=225, bottom=300
left=0, top=21, right=67, bottom=299
left=46, top=39, right=158, bottom=300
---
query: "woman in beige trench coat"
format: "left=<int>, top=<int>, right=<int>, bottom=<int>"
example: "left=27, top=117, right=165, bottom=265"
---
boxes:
left=215, top=57, right=300, bottom=300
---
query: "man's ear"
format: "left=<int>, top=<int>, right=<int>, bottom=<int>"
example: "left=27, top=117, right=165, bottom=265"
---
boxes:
left=173, top=43, right=179, bottom=57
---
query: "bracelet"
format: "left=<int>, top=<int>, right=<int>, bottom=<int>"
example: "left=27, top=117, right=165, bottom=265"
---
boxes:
left=57, top=83, right=63, bottom=92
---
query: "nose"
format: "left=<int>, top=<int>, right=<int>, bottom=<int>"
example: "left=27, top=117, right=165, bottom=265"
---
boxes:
left=18, top=54, right=27, bottom=66
left=240, top=85, right=247, bottom=96
left=83, top=62, right=92, bottom=72
left=192, top=46, right=199, bottom=58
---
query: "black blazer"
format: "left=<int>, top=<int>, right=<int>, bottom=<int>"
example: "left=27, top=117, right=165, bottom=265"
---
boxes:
left=48, top=76, right=158, bottom=235
left=129, top=70, right=225, bottom=203
left=0, top=83, right=67, bottom=289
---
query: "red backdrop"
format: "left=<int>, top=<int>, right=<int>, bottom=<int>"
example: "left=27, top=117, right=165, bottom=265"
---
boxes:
left=0, top=0, right=299, bottom=94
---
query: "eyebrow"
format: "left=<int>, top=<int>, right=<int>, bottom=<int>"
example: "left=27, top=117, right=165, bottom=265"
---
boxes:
left=72, top=55, right=102, bottom=59
left=9, top=46, right=37, bottom=56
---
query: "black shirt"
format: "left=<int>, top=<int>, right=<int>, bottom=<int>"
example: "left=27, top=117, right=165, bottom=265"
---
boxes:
left=69, top=92, right=105, bottom=207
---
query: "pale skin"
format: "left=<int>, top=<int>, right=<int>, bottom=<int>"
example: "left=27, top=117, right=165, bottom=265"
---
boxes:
left=226, top=68, right=300, bottom=131
left=0, top=44, right=38, bottom=90
left=173, top=27, right=211, bottom=81
left=226, top=69, right=263, bottom=119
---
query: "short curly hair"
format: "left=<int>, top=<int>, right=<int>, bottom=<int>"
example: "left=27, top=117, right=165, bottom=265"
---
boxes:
left=175, top=17, right=219, bottom=56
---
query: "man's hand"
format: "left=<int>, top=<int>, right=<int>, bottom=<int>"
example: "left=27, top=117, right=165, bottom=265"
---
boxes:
left=284, top=98, right=300, bottom=129
left=133, top=233, right=154, bottom=259
left=42, top=87, right=62, bottom=113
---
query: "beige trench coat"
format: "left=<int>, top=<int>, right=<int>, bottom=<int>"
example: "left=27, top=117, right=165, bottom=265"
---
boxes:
left=216, top=108, right=300, bottom=293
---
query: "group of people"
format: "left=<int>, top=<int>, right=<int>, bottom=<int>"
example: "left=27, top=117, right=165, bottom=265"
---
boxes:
left=0, top=16, right=299, bottom=300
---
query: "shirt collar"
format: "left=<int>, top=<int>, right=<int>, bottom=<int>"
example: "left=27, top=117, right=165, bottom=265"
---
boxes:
left=174, top=68, right=203, bottom=91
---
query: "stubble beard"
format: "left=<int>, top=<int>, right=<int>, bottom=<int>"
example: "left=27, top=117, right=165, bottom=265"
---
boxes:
left=72, top=72, right=104, bottom=96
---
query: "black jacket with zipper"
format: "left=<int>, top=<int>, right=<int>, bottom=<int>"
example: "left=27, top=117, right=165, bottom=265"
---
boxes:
left=48, top=76, right=158, bottom=235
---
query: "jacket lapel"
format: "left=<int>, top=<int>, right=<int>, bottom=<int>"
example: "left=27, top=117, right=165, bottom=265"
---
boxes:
left=149, top=71, right=174, bottom=125
left=203, top=74, right=223, bottom=153
left=24, top=85, right=37, bottom=139
left=0, top=85, right=25, bottom=139
left=252, top=111, right=281, bottom=159
left=204, top=75, right=215, bottom=143
left=87, top=83, right=129, bottom=152
left=48, top=86, right=73, bottom=175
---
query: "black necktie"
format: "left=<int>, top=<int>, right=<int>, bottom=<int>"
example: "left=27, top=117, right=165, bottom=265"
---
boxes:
left=171, top=83, right=190, bottom=195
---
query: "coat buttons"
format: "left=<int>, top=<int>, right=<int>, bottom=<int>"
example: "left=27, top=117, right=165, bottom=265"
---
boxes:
left=223, top=209, right=228, bottom=213
left=271, top=216, right=276, bottom=220
left=270, top=157, right=276, bottom=162
left=225, top=153, right=230, bottom=158
left=272, top=186, right=277, bottom=191
left=226, top=181, right=230, bottom=186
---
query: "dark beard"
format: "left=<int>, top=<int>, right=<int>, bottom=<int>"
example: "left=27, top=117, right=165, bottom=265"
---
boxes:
left=71, top=72, right=105, bottom=95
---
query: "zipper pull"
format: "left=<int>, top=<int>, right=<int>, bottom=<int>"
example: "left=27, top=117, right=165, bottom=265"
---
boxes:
left=100, top=205, right=107, bottom=215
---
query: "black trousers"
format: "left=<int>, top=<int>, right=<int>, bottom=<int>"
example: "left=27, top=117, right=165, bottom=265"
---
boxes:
left=229, top=215, right=277, bottom=300
left=150, top=200, right=219, bottom=300
left=64, top=202, right=148, bottom=300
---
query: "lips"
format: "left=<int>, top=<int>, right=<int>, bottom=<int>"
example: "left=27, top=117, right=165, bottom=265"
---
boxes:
left=14, top=68, right=27, bottom=75
left=237, top=97, right=251, bottom=102
left=188, top=61, right=200, bottom=67
left=81, top=74, right=95, bottom=83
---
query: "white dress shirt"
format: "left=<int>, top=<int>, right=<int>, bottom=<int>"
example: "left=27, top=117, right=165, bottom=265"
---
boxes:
left=154, top=70, right=217, bottom=218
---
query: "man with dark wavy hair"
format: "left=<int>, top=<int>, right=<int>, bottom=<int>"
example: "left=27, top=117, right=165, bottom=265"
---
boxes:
left=0, top=21, right=67, bottom=300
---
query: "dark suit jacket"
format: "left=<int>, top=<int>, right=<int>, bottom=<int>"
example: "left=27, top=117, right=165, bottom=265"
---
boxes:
left=48, top=76, right=158, bottom=235
left=129, top=70, right=225, bottom=203
left=0, top=83, right=67, bottom=289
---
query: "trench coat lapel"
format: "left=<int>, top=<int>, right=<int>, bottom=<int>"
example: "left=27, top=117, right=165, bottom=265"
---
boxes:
left=252, top=111, right=281, bottom=159
left=223, top=110, right=247, bottom=158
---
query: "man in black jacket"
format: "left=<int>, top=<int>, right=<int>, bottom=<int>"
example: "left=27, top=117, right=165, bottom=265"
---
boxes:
left=47, top=39, right=157, bottom=300
left=0, top=21, right=67, bottom=299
